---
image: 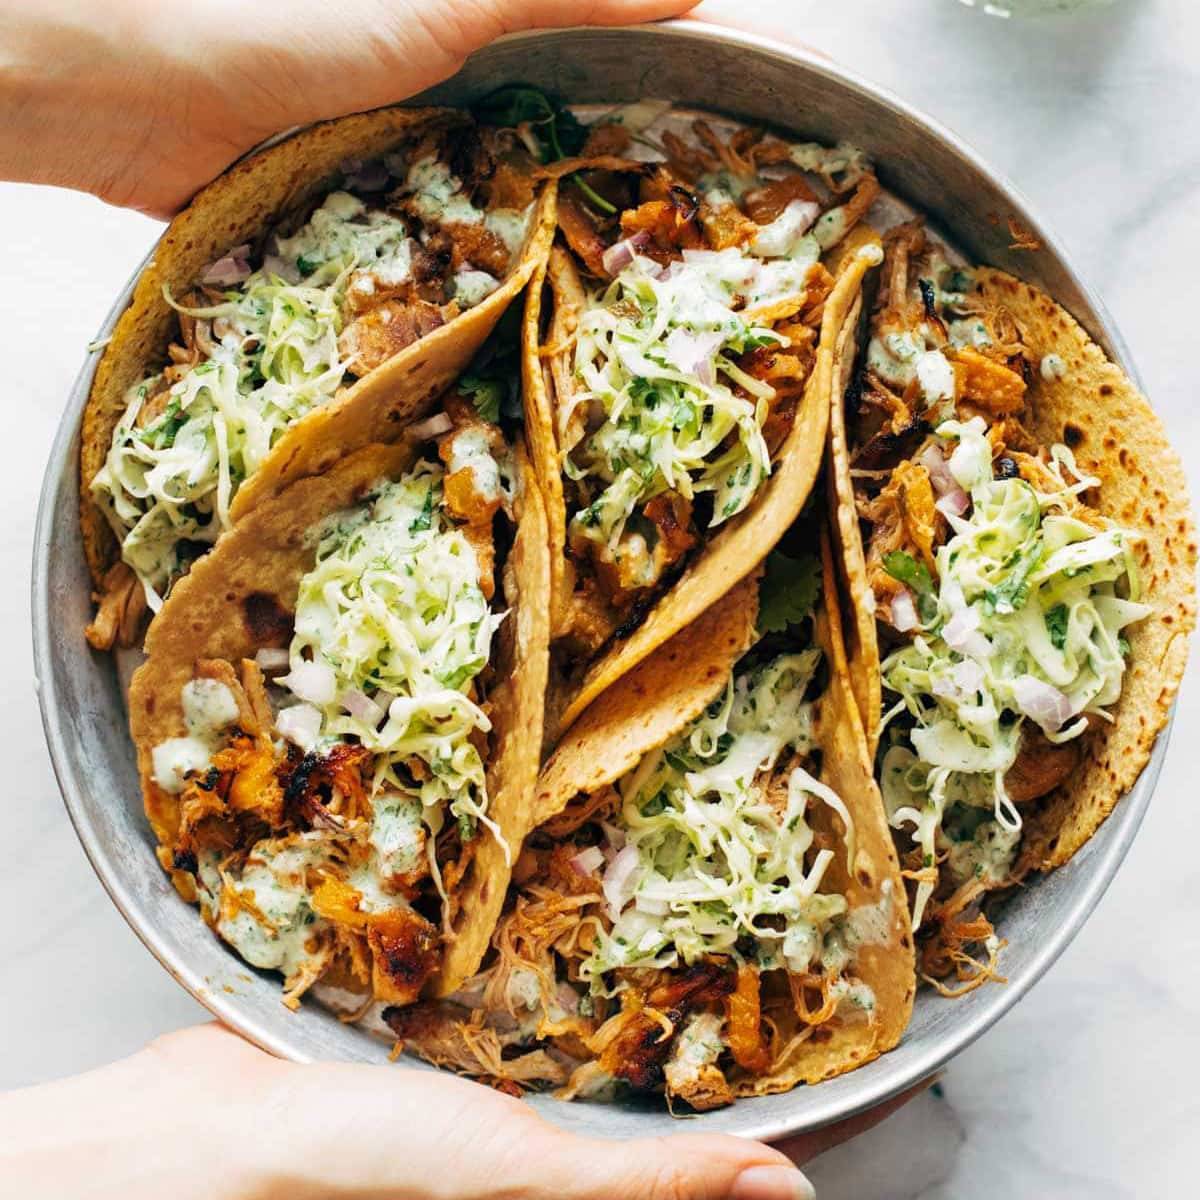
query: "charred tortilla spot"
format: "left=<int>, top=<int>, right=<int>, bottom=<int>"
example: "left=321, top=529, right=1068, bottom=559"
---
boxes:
left=1062, top=422, right=1085, bottom=448
left=243, top=591, right=292, bottom=643
left=172, top=849, right=198, bottom=873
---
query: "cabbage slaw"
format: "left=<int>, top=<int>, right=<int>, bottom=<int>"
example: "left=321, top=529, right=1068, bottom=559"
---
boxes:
left=276, top=460, right=507, bottom=878
left=879, top=418, right=1149, bottom=925
left=93, top=163, right=531, bottom=608
left=583, top=651, right=856, bottom=990
left=565, top=232, right=821, bottom=569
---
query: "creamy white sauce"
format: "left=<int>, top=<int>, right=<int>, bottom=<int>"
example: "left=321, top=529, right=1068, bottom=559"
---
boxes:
left=216, top=838, right=328, bottom=975
left=946, top=818, right=1020, bottom=886
left=811, top=205, right=849, bottom=250
left=151, top=737, right=212, bottom=794
left=447, top=428, right=503, bottom=503
left=182, top=678, right=240, bottom=737
left=484, top=208, right=531, bottom=256
left=1040, top=352, right=1067, bottom=381
left=867, top=329, right=925, bottom=388
left=152, top=679, right=239, bottom=793
left=451, top=268, right=501, bottom=306
left=915, top=348, right=956, bottom=402
left=370, top=792, right=426, bottom=880
left=750, top=199, right=820, bottom=258
left=664, top=1012, right=725, bottom=1095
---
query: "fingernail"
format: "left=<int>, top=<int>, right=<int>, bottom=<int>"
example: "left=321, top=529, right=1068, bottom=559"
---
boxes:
left=729, top=1164, right=816, bottom=1200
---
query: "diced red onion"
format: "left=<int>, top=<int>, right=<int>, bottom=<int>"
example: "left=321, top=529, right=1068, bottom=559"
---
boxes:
left=921, top=443, right=970, bottom=517
left=570, top=846, right=605, bottom=877
left=1012, top=674, right=1073, bottom=732
left=408, top=411, right=454, bottom=441
left=280, top=659, right=337, bottom=705
left=340, top=687, right=384, bottom=727
left=555, top=982, right=581, bottom=1015
left=891, top=589, right=918, bottom=632
left=943, top=607, right=990, bottom=659
left=374, top=689, right=397, bottom=711
left=276, top=703, right=322, bottom=751
left=201, top=246, right=252, bottom=287
left=602, top=844, right=641, bottom=920
left=600, top=820, right=626, bottom=851
left=601, top=232, right=650, bottom=276
left=663, top=327, right=724, bottom=384
left=932, top=659, right=985, bottom=701
left=936, top=490, right=970, bottom=518
left=254, top=647, right=290, bottom=672
left=953, top=659, right=985, bottom=694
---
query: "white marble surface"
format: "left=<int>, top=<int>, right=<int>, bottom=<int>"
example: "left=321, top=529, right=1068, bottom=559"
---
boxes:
left=2, top=0, right=1198, bottom=1195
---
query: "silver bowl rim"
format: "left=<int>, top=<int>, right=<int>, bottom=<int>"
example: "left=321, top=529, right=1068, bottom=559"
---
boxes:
left=31, top=17, right=1170, bottom=1141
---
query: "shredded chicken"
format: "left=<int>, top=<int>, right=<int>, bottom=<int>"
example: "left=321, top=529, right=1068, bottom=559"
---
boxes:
left=85, top=561, right=147, bottom=650
left=858, top=459, right=942, bottom=609
left=385, top=1004, right=570, bottom=1089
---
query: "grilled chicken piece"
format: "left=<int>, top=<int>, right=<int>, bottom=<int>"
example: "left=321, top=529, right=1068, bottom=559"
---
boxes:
left=340, top=299, right=446, bottom=377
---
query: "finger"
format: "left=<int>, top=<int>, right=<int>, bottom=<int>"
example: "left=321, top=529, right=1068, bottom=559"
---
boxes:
left=423, top=0, right=696, bottom=63
left=513, top=1130, right=815, bottom=1200
left=481, top=0, right=698, bottom=38
left=771, top=1075, right=943, bottom=1165
left=685, top=1, right=830, bottom=56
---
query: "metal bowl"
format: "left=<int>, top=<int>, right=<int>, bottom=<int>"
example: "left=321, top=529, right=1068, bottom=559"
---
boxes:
left=33, top=18, right=1170, bottom=1142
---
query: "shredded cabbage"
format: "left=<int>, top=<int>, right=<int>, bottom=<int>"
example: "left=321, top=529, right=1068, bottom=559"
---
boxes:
left=280, top=460, right=506, bottom=865
left=566, top=238, right=818, bottom=565
left=583, top=650, right=855, bottom=990
left=880, top=418, right=1149, bottom=925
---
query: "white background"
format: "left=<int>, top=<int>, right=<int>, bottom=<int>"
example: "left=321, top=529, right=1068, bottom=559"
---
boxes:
left=3, top=1, right=1197, bottom=1196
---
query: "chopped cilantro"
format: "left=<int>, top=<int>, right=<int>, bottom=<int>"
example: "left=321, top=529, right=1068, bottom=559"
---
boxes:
left=408, top=487, right=435, bottom=533
left=984, top=539, right=1044, bottom=614
left=473, top=84, right=586, bottom=163
left=1046, top=603, right=1069, bottom=651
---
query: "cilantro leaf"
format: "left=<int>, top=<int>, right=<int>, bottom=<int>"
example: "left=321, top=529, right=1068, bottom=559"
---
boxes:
left=1045, top=603, right=1068, bottom=650
left=408, top=487, right=434, bottom=533
left=882, top=551, right=938, bottom=624
left=460, top=375, right=503, bottom=424
left=757, top=551, right=821, bottom=635
left=473, top=84, right=585, bottom=163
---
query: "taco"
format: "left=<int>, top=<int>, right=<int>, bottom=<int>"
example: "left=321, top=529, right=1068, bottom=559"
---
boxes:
left=827, top=221, right=1196, bottom=991
left=385, top=537, right=915, bottom=1106
left=126, top=391, right=549, bottom=1008
left=520, top=105, right=884, bottom=734
left=84, top=105, right=555, bottom=650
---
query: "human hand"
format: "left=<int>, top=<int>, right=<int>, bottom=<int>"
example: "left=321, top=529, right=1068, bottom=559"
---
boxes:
left=0, top=1023, right=822, bottom=1200
left=1, top=0, right=694, bottom=217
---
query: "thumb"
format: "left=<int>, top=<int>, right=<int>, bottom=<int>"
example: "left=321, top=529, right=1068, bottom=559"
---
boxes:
left=515, top=1130, right=816, bottom=1200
